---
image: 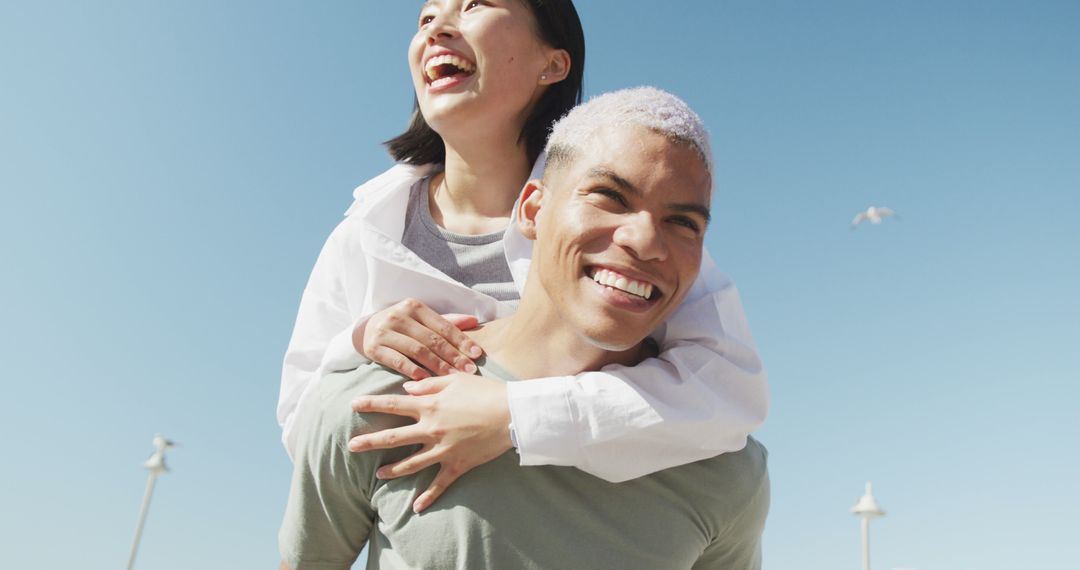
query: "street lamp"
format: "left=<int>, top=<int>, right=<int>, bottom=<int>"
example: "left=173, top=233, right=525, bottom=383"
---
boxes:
left=851, top=481, right=885, bottom=570
left=126, top=435, right=176, bottom=570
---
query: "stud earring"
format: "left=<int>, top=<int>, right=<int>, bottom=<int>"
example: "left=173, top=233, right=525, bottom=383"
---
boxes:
left=541, top=74, right=548, bottom=81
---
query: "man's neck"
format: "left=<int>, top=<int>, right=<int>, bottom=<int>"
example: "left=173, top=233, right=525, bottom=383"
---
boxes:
left=467, top=312, right=647, bottom=381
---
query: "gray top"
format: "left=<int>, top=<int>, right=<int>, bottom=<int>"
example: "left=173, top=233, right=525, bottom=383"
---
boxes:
left=401, top=176, right=519, bottom=302
left=279, top=358, right=770, bottom=570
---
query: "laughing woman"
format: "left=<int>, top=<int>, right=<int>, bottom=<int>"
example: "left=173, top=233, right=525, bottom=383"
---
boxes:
left=279, top=0, right=768, bottom=512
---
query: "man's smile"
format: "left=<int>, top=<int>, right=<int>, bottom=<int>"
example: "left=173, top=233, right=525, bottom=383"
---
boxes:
left=586, top=266, right=659, bottom=301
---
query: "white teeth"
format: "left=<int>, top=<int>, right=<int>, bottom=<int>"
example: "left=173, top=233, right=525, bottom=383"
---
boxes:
left=425, top=54, right=476, bottom=80
left=590, top=268, right=655, bottom=300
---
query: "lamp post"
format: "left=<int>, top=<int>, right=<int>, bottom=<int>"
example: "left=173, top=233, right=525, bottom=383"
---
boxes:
left=851, top=481, right=885, bottom=570
left=126, top=435, right=176, bottom=570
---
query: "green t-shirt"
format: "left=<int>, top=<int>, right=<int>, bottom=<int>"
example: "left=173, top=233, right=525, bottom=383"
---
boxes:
left=279, top=358, right=769, bottom=570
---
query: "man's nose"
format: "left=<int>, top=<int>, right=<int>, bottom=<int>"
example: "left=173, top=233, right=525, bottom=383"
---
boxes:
left=613, top=212, right=668, bottom=261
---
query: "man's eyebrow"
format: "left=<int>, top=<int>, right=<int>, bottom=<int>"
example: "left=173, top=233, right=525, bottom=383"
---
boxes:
left=671, top=203, right=712, bottom=225
left=586, top=167, right=641, bottom=197
left=585, top=167, right=711, bottom=225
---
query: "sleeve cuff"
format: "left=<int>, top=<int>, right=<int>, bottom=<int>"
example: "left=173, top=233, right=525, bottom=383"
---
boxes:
left=322, top=314, right=374, bottom=373
left=506, top=376, right=584, bottom=467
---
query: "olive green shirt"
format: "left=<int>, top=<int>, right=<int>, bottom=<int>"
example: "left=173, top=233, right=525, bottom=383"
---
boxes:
left=279, top=359, right=769, bottom=570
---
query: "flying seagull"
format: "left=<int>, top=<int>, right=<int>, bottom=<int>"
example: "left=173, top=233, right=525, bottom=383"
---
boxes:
left=851, top=206, right=898, bottom=229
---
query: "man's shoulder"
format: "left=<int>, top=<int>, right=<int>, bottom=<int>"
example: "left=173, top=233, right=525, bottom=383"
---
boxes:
left=294, top=364, right=413, bottom=450
left=701, top=436, right=768, bottom=490
left=663, top=436, right=768, bottom=517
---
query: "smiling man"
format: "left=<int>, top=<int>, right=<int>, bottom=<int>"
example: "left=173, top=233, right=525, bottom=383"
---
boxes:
left=279, top=87, right=769, bottom=570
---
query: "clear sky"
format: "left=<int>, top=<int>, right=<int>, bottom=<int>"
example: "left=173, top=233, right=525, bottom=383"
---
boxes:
left=2, top=1, right=1077, bottom=569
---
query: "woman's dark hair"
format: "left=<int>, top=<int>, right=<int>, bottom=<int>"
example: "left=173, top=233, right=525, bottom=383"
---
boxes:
left=385, top=0, right=585, bottom=166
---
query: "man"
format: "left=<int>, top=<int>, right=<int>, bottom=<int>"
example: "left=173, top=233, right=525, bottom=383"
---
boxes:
left=279, top=87, right=769, bottom=569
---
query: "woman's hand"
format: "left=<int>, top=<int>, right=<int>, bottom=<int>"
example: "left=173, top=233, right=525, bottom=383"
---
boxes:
left=353, top=299, right=484, bottom=380
left=348, top=373, right=513, bottom=513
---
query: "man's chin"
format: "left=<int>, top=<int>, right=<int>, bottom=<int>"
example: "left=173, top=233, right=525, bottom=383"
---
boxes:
left=576, top=326, right=651, bottom=354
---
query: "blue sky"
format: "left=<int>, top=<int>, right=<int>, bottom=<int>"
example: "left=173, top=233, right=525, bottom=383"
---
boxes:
left=1, top=1, right=1077, bottom=569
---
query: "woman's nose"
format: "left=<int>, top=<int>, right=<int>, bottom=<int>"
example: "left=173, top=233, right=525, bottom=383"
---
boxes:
left=425, top=12, right=460, bottom=44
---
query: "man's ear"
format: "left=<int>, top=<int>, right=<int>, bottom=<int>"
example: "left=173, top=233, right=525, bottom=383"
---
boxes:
left=539, top=49, right=571, bottom=86
left=516, top=180, right=545, bottom=241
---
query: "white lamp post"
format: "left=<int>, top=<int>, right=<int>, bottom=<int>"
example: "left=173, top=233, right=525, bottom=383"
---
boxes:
left=126, top=435, right=176, bottom=570
left=851, top=481, right=885, bottom=570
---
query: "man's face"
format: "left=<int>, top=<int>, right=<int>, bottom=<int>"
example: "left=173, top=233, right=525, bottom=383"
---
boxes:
left=520, top=125, right=712, bottom=350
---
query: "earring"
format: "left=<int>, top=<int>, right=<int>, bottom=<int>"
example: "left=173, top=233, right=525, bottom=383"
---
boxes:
left=541, top=74, right=548, bottom=81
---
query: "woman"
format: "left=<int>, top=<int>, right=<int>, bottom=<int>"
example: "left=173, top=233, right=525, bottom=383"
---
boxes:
left=279, top=0, right=768, bottom=513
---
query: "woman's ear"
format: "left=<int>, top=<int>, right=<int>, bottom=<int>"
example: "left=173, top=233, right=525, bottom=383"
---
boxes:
left=539, top=49, right=571, bottom=85
left=516, top=180, right=545, bottom=240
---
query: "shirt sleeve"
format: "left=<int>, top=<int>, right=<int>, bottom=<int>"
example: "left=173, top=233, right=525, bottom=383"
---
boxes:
left=278, top=225, right=371, bottom=457
left=692, top=443, right=770, bottom=570
left=506, top=251, right=770, bottom=482
left=278, top=384, right=378, bottom=569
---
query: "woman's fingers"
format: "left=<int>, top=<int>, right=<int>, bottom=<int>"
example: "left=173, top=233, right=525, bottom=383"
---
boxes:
left=394, top=327, right=462, bottom=377
left=402, top=375, right=455, bottom=396
left=440, top=313, right=478, bottom=330
left=363, top=300, right=479, bottom=376
left=412, top=466, right=466, bottom=513
left=351, top=394, right=424, bottom=419
left=411, top=306, right=482, bottom=369
left=367, top=342, right=431, bottom=381
left=347, top=424, right=426, bottom=453
left=369, top=326, right=461, bottom=378
left=374, top=447, right=442, bottom=479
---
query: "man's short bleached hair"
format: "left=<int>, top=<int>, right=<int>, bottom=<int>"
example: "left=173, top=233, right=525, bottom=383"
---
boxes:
left=544, top=86, right=713, bottom=176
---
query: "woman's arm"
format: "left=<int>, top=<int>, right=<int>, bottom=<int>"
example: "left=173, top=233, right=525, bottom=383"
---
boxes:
left=501, top=200, right=769, bottom=479
left=349, top=252, right=768, bottom=505
left=278, top=224, right=367, bottom=455
left=509, top=263, right=768, bottom=481
left=280, top=163, right=436, bottom=456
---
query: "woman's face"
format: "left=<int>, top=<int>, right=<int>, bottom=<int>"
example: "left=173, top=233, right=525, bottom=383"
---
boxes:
left=409, top=0, right=556, bottom=144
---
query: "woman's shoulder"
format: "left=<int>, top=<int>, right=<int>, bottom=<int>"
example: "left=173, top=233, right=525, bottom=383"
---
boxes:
left=326, top=162, right=440, bottom=248
left=344, top=162, right=439, bottom=217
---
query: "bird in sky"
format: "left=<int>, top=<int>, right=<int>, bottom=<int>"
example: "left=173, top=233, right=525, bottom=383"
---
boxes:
left=851, top=206, right=898, bottom=229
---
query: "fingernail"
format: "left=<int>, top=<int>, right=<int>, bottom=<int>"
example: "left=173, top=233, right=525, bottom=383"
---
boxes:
left=413, top=498, right=427, bottom=513
left=349, top=441, right=363, bottom=452
left=376, top=468, right=389, bottom=479
left=464, top=362, right=477, bottom=374
left=402, top=381, right=417, bottom=389
left=469, top=346, right=482, bottom=358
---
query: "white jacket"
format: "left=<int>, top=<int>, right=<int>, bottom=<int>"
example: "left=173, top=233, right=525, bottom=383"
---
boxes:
left=278, top=163, right=769, bottom=482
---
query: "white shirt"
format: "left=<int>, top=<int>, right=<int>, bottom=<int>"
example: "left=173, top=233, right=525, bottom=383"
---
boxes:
left=278, top=162, right=769, bottom=482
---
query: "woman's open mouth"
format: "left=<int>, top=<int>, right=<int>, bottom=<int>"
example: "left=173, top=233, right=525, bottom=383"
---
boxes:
left=424, top=54, right=476, bottom=89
